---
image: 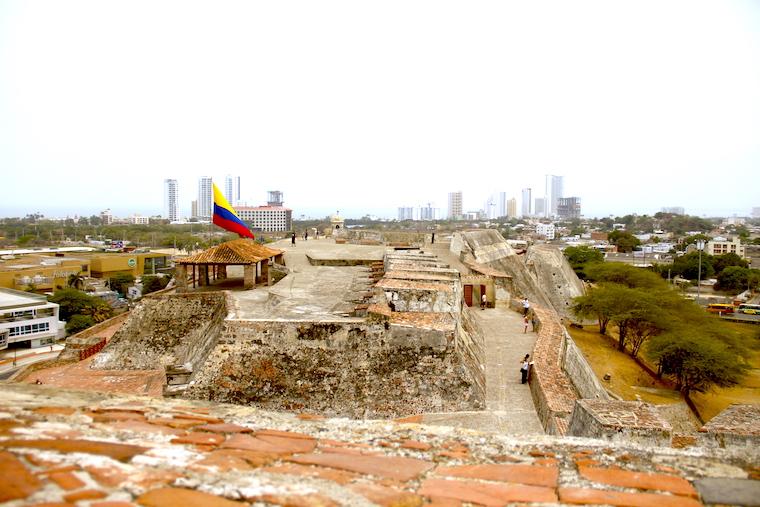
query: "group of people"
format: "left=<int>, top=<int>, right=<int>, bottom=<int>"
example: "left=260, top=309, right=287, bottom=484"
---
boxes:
left=290, top=229, right=319, bottom=246
left=520, top=298, right=534, bottom=383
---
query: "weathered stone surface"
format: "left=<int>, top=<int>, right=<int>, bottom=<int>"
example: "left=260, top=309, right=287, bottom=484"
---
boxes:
left=418, top=478, right=558, bottom=505
left=568, top=399, right=672, bottom=446
left=694, top=478, right=760, bottom=506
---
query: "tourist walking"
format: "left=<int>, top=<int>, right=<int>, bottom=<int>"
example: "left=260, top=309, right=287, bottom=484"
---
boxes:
left=520, top=354, right=530, bottom=384
left=523, top=315, right=529, bottom=333
left=522, top=298, right=530, bottom=316
left=291, top=232, right=296, bottom=246
left=481, top=292, right=487, bottom=310
left=531, top=314, right=538, bottom=332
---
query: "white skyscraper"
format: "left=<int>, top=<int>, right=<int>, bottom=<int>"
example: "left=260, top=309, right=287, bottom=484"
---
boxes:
left=198, top=176, right=213, bottom=220
left=448, top=191, right=463, bottom=219
left=521, top=188, right=532, bottom=217
left=398, top=207, right=414, bottom=220
left=545, top=174, right=564, bottom=217
left=485, top=192, right=506, bottom=219
left=163, top=179, right=179, bottom=222
left=224, top=175, right=241, bottom=206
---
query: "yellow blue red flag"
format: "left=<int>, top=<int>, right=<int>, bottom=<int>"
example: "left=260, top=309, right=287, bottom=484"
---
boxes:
left=212, top=183, right=254, bottom=239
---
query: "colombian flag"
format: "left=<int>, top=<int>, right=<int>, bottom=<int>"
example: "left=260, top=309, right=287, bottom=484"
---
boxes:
left=212, top=183, right=254, bottom=239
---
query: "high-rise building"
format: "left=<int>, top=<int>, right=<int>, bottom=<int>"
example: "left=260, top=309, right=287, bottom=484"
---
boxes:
left=419, top=203, right=436, bottom=221
left=485, top=192, right=506, bottom=219
left=507, top=198, right=517, bottom=218
left=534, top=198, right=546, bottom=216
left=545, top=174, right=564, bottom=217
left=448, top=191, right=463, bottom=219
left=224, top=175, right=241, bottom=206
left=398, top=207, right=414, bottom=220
left=164, top=179, right=179, bottom=222
left=191, top=200, right=198, bottom=220
left=267, top=191, right=284, bottom=206
left=521, top=188, right=532, bottom=217
left=557, top=197, right=581, bottom=219
left=198, top=176, right=213, bottom=220
left=753, top=207, right=760, bottom=219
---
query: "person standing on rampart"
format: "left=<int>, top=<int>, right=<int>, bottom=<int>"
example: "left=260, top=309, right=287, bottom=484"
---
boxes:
left=522, top=298, right=530, bottom=316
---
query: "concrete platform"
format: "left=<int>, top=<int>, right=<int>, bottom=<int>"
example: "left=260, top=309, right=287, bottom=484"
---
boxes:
left=230, top=239, right=383, bottom=321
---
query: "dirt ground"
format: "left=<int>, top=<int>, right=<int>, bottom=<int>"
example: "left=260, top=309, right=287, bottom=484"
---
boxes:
left=567, top=325, right=681, bottom=405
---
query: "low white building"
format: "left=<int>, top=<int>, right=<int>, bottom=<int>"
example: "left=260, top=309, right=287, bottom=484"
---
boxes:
left=0, top=289, right=64, bottom=349
left=535, top=223, right=556, bottom=240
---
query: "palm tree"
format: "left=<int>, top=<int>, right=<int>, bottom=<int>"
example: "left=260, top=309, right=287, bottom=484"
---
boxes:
left=67, top=271, right=86, bottom=291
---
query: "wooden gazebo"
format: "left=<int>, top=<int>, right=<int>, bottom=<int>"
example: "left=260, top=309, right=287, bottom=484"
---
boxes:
left=175, top=239, right=284, bottom=291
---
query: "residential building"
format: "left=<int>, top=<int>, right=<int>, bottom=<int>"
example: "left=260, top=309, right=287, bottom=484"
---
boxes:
left=236, top=192, right=292, bottom=232
left=557, top=197, right=581, bottom=219
left=521, top=188, right=532, bottom=217
left=535, top=223, right=556, bottom=240
left=127, top=215, right=150, bottom=225
left=419, top=204, right=436, bottom=221
left=164, top=179, right=180, bottom=222
left=224, top=175, right=241, bottom=206
left=545, top=174, right=563, bottom=217
left=100, top=209, right=113, bottom=225
left=0, top=288, right=64, bottom=349
left=707, top=238, right=745, bottom=258
left=198, top=176, right=213, bottom=220
left=534, top=198, right=546, bottom=217
left=191, top=200, right=198, bottom=220
left=661, top=206, right=685, bottom=215
left=398, top=207, right=414, bottom=221
left=448, top=191, right=463, bottom=219
left=506, top=198, right=517, bottom=218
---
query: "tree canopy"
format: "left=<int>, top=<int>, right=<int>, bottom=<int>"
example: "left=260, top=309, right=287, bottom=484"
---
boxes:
left=563, top=246, right=604, bottom=280
left=608, top=230, right=641, bottom=253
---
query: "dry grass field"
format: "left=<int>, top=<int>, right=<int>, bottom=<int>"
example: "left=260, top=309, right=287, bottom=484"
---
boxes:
left=567, top=321, right=760, bottom=422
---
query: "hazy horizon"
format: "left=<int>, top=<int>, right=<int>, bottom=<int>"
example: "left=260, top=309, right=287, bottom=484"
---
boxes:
left=2, top=1, right=759, bottom=220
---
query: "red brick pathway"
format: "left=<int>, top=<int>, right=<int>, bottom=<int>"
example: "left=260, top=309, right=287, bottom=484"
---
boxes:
left=0, top=384, right=755, bottom=506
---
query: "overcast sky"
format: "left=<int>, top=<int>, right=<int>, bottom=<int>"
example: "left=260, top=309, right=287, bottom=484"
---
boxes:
left=1, top=1, right=758, bottom=220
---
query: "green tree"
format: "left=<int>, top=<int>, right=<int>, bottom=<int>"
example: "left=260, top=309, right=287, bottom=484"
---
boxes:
left=608, top=230, right=641, bottom=253
left=67, top=271, right=86, bottom=290
left=563, top=246, right=604, bottom=280
left=106, top=273, right=135, bottom=297
left=65, top=314, right=96, bottom=335
left=142, top=275, right=169, bottom=295
left=584, top=262, right=663, bottom=289
left=49, top=289, right=113, bottom=324
left=711, top=252, right=748, bottom=274
left=647, top=330, right=748, bottom=396
left=671, top=251, right=714, bottom=281
left=715, top=266, right=760, bottom=292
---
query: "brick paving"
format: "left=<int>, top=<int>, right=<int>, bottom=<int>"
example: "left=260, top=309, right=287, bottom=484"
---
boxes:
left=0, top=383, right=755, bottom=506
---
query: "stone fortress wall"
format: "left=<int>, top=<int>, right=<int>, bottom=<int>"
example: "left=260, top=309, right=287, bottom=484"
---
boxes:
left=452, top=231, right=758, bottom=449
left=79, top=249, right=485, bottom=419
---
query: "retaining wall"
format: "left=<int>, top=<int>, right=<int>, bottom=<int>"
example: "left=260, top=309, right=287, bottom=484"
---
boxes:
left=185, top=317, right=483, bottom=419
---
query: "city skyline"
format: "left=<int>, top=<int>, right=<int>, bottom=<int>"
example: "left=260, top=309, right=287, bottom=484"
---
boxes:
left=1, top=2, right=759, bottom=219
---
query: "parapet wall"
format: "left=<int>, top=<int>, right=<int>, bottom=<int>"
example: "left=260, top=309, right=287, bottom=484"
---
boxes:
left=185, top=317, right=482, bottom=418
left=90, top=293, right=227, bottom=371
left=527, top=305, right=579, bottom=435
